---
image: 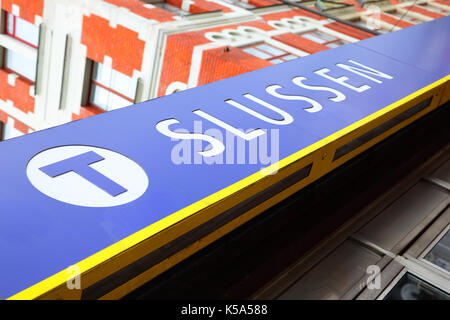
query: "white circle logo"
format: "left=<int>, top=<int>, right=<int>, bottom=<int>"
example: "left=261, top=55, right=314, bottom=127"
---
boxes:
left=27, top=145, right=149, bottom=207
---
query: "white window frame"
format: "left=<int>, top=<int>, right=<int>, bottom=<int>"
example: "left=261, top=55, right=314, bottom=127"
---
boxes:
left=0, top=11, right=39, bottom=83
left=88, top=61, right=137, bottom=112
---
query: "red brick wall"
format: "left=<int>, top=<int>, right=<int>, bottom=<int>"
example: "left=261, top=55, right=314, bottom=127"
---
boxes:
left=1, top=0, right=43, bottom=24
left=72, top=105, right=105, bottom=121
left=197, top=46, right=272, bottom=85
left=379, top=13, right=414, bottom=28
left=81, top=14, right=146, bottom=77
left=0, top=109, right=31, bottom=134
left=324, top=22, right=375, bottom=40
left=158, top=21, right=275, bottom=96
left=0, top=70, right=35, bottom=114
left=261, top=8, right=327, bottom=21
left=406, top=5, right=445, bottom=18
left=0, top=109, right=7, bottom=124
left=273, top=33, right=329, bottom=54
left=248, top=0, right=282, bottom=7
left=13, top=117, right=29, bottom=133
left=433, top=0, right=450, bottom=7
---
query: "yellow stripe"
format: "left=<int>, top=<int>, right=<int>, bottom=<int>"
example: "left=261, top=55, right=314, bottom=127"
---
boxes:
left=8, top=76, right=448, bottom=300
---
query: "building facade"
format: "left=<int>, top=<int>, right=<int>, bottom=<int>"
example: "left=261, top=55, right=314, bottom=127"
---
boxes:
left=0, top=0, right=448, bottom=140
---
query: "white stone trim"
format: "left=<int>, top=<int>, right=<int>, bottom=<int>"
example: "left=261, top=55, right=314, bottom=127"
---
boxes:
left=0, top=34, right=38, bottom=61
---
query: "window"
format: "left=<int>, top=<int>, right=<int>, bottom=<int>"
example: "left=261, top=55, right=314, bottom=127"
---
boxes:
left=5, top=12, right=39, bottom=47
left=222, top=0, right=255, bottom=9
left=301, top=30, right=349, bottom=48
left=383, top=272, right=450, bottom=300
left=89, top=62, right=137, bottom=111
left=424, top=229, right=450, bottom=272
left=2, top=12, right=39, bottom=82
left=242, top=43, right=298, bottom=64
left=145, top=1, right=190, bottom=16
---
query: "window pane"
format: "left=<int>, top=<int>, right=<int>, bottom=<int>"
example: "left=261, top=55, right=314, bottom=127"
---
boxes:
left=383, top=273, right=450, bottom=300
left=283, top=55, right=298, bottom=61
left=15, top=16, right=39, bottom=46
left=326, top=41, right=348, bottom=48
left=301, top=33, right=327, bottom=44
left=326, top=42, right=339, bottom=48
left=424, top=230, right=450, bottom=272
left=154, top=3, right=190, bottom=16
left=256, top=44, right=285, bottom=57
left=90, top=84, right=110, bottom=110
left=109, top=92, right=133, bottom=111
left=243, top=47, right=272, bottom=60
left=92, top=63, right=136, bottom=99
left=5, top=49, right=36, bottom=81
left=6, top=13, right=14, bottom=34
left=222, top=0, right=255, bottom=8
left=109, top=69, right=136, bottom=99
left=270, top=58, right=284, bottom=64
left=312, top=31, right=337, bottom=42
left=90, top=84, right=132, bottom=111
left=92, top=62, right=112, bottom=87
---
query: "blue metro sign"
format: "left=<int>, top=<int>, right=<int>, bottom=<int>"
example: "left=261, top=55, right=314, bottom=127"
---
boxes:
left=0, top=17, right=449, bottom=299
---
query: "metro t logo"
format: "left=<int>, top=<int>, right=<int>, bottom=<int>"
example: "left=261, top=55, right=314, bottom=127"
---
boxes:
left=39, top=151, right=127, bottom=197
left=27, top=146, right=149, bottom=207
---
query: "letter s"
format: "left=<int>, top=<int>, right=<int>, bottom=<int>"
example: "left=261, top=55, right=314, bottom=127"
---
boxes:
left=156, top=119, right=225, bottom=157
left=266, top=85, right=323, bottom=113
left=292, top=76, right=346, bottom=102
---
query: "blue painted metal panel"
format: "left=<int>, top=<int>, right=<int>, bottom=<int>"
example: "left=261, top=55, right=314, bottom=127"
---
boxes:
left=355, top=17, right=450, bottom=78
left=0, top=17, right=448, bottom=298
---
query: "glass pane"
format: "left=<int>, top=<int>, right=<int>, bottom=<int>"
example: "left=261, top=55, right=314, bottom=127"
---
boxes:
left=92, top=63, right=136, bottom=99
left=312, top=31, right=337, bottom=42
left=154, top=3, right=190, bottom=16
left=109, top=69, right=136, bottom=99
left=256, top=44, right=285, bottom=57
left=270, top=59, right=284, bottom=64
left=242, top=47, right=272, bottom=60
left=109, top=92, right=133, bottom=111
left=327, top=39, right=348, bottom=48
left=92, top=62, right=111, bottom=87
left=383, top=273, right=450, bottom=300
left=5, top=49, right=36, bottom=81
left=222, top=0, right=255, bottom=8
left=301, top=33, right=327, bottom=44
left=6, top=13, right=14, bottom=35
left=283, top=55, right=298, bottom=61
left=90, top=84, right=110, bottom=110
left=326, top=42, right=339, bottom=48
left=424, top=230, right=450, bottom=272
left=15, top=16, right=39, bottom=46
left=90, top=84, right=132, bottom=111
